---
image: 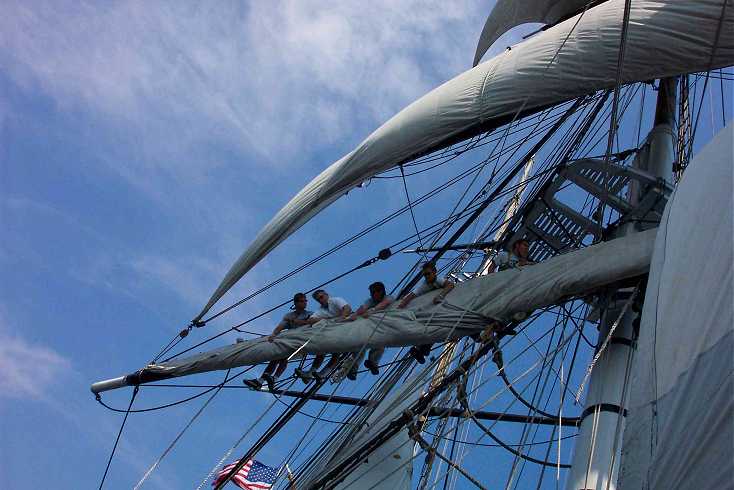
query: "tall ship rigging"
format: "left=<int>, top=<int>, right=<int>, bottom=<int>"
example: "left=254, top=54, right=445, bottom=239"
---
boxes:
left=92, top=1, right=733, bottom=488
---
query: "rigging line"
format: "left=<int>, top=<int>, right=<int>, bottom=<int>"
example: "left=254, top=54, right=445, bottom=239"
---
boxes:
left=457, top=375, right=571, bottom=469
left=562, top=302, right=597, bottom=348
left=413, top=338, right=579, bottom=490
left=296, top=298, right=556, bottom=486
left=333, top=318, right=575, bottom=489
left=190, top=117, right=552, bottom=341
left=686, top=0, right=728, bottom=164
left=505, top=313, right=568, bottom=487
left=398, top=98, right=587, bottom=299
left=196, top=375, right=300, bottom=490
left=98, top=385, right=138, bottom=490
left=720, top=68, right=727, bottom=126
left=574, top=286, right=639, bottom=404
left=410, top=422, right=488, bottom=490
left=133, top=369, right=231, bottom=490
left=603, top=305, right=638, bottom=490
left=422, top=429, right=577, bottom=450
left=599, top=0, right=634, bottom=236
left=226, top=315, right=411, bottom=489
left=400, top=164, right=427, bottom=254
left=382, top=112, right=565, bottom=178
left=334, top=316, right=572, bottom=490
left=95, top=366, right=253, bottom=413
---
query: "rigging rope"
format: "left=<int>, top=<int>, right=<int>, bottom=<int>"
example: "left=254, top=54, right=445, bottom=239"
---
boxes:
left=133, top=370, right=231, bottom=489
left=98, top=385, right=138, bottom=489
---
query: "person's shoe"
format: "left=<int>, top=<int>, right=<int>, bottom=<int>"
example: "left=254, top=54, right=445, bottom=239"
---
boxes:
left=346, top=371, right=357, bottom=381
left=243, top=378, right=263, bottom=390
left=410, top=347, right=426, bottom=364
left=262, top=373, right=277, bottom=391
left=364, top=359, right=379, bottom=375
left=294, top=367, right=312, bottom=383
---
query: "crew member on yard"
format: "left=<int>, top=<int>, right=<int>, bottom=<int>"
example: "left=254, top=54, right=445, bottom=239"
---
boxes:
left=294, top=289, right=352, bottom=383
left=398, top=262, right=455, bottom=363
left=489, top=238, right=535, bottom=273
left=347, top=281, right=394, bottom=376
left=244, top=292, right=313, bottom=391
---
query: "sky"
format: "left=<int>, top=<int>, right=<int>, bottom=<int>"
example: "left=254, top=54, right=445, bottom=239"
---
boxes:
left=1, top=2, right=731, bottom=489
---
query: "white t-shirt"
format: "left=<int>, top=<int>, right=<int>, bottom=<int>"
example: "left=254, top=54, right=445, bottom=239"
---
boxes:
left=495, top=251, right=534, bottom=271
left=312, top=296, right=350, bottom=319
left=414, top=276, right=450, bottom=296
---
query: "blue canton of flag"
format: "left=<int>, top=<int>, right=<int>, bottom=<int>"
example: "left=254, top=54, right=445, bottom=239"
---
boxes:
left=212, top=459, right=278, bottom=489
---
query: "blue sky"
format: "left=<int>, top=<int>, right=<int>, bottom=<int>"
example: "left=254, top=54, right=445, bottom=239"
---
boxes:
left=0, top=2, right=506, bottom=488
left=2, top=2, right=731, bottom=489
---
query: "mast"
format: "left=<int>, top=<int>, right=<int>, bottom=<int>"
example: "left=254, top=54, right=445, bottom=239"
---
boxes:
left=564, top=78, right=676, bottom=490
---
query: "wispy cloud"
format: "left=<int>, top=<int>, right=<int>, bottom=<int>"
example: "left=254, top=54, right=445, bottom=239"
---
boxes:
left=1, top=1, right=484, bottom=166
left=0, top=323, right=73, bottom=400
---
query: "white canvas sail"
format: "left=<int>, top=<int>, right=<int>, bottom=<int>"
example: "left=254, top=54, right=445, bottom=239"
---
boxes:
left=618, top=126, right=733, bottom=488
left=195, top=0, right=733, bottom=321
left=472, top=0, right=591, bottom=66
left=92, top=228, right=654, bottom=393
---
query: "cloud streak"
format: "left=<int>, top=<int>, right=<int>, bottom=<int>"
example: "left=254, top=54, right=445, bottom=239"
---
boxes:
left=0, top=319, right=74, bottom=400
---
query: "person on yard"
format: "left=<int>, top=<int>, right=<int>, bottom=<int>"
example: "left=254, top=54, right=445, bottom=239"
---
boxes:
left=398, top=262, right=455, bottom=364
left=293, top=289, right=352, bottom=383
left=489, top=238, right=535, bottom=273
left=244, top=292, right=313, bottom=391
left=347, top=281, right=394, bottom=376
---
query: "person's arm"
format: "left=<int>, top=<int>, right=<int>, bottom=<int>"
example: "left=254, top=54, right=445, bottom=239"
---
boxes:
left=373, top=296, right=394, bottom=312
left=338, top=304, right=352, bottom=319
left=302, top=316, right=321, bottom=325
left=348, top=304, right=368, bottom=321
left=268, top=320, right=287, bottom=341
left=398, top=292, right=416, bottom=308
left=433, top=279, right=455, bottom=304
left=488, top=251, right=507, bottom=274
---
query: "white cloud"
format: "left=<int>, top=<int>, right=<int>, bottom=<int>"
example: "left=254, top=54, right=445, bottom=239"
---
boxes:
left=0, top=318, right=73, bottom=400
left=0, top=1, right=484, bottom=166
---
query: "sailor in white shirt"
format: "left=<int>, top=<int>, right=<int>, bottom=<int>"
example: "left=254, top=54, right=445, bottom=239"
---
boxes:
left=490, top=238, right=535, bottom=272
left=294, top=289, right=352, bottom=383
left=398, top=262, right=455, bottom=363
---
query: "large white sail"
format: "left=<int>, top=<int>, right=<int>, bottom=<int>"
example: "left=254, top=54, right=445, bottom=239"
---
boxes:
left=195, top=0, right=733, bottom=322
left=472, top=0, right=591, bottom=66
left=90, top=228, right=654, bottom=392
left=618, top=126, right=733, bottom=488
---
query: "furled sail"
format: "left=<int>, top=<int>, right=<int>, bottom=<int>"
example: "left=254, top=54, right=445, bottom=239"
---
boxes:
left=618, top=126, right=733, bottom=488
left=472, top=0, right=591, bottom=67
left=93, top=228, right=654, bottom=393
left=195, top=0, right=733, bottom=321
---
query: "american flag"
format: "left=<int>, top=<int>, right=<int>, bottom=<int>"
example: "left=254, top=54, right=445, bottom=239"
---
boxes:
left=212, top=459, right=278, bottom=489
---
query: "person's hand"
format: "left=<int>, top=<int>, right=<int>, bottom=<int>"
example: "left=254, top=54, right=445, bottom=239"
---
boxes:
left=433, top=295, right=445, bottom=304
left=267, top=335, right=275, bottom=342
left=398, top=301, right=408, bottom=309
left=361, top=311, right=370, bottom=319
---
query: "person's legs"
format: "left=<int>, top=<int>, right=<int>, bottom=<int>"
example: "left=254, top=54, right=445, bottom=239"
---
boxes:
left=262, top=359, right=287, bottom=390
left=364, top=348, right=383, bottom=375
left=310, top=354, right=325, bottom=372
left=346, top=351, right=364, bottom=380
left=245, top=360, right=280, bottom=389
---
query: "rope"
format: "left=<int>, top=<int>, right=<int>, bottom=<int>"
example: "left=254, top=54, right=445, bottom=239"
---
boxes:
left=98, top=385, right=138, bottom=489
left=95, top=366, right=254, bottom=413
left=574, top=287, right=638, bottom=404
left=457, top=372, right=571, bottom=469
left=133, top=370, right=231, bottom=489
left=400, top=164, right=427, bottom=255
left=409, top=421, right=488, bottom=490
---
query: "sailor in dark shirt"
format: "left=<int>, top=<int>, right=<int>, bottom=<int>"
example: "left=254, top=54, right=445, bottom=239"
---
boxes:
left=244, top=292, right=313, bottom=391
left=347, top=281, right=394, bottom=376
